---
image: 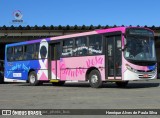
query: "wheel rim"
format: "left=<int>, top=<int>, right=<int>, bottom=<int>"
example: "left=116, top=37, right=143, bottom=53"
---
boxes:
left=91, top=75, right=98, bottom=84
left=30, top=74, right=36, bottom=84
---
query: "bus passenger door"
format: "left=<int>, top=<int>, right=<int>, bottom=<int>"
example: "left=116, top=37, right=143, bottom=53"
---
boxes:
left=49, top=43, right=61, bottom=81
left=106, top=35, right=122, bottom=80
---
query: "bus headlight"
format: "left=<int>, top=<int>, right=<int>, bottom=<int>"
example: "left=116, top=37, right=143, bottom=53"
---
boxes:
left=125, top=64, right=137, bottom=73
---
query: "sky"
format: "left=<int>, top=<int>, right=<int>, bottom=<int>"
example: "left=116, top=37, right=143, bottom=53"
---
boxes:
left=0, top=0, right=160, bottom=27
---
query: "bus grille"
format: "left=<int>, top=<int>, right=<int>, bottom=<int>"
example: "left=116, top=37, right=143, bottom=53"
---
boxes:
left=138, top=74, right=152, bottom=79
left=137, top=70, right=154, bottom=72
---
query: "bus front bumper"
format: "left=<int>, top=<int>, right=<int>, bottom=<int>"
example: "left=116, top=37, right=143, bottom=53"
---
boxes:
left=123, top=70, right=157, bottom=81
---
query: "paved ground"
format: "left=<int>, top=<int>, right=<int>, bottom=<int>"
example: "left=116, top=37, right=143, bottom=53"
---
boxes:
left=0, top=79, right=160, bottom=118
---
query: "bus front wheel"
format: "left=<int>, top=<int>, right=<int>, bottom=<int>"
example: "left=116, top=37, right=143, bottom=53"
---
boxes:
left=28, top=71, right=40, bottom=86
left=89, top=69, right=102, bottom=88
left=116, top=81, right=128, bottom=88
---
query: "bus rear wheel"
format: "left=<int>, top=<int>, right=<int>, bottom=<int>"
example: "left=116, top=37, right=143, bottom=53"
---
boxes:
left=89, top=69, right=102, bottom=88
left=28, top=71, right=40, bottom=86
left=116, top=81, right=128, bottom=88
left=52, top=81, right=65, bottom=86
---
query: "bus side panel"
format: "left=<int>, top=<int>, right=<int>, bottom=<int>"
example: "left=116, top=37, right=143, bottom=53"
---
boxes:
left=51, top=61, right=56, bottom=79
left=59, top=55, right=105, bottom=81
left=37, top=70, right=48, bottom=80
left=5, top=60, right=40, bottom=81
left=37, top=59, right=48, bottom=81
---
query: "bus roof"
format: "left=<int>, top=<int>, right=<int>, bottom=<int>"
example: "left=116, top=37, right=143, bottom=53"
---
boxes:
left=6, top=27, right=153, bottom=47
left=50, top=27, right=126, bottom=41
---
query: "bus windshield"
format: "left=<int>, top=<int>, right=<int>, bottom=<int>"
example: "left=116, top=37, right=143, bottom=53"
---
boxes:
left=124, top=35, right=156, bottom=63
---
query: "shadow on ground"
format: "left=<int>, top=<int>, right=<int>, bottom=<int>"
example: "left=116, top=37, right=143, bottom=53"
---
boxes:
left=11, top=82, right=160, bottom=89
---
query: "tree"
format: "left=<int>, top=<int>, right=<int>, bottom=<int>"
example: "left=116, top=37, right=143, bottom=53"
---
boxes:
left=105, top=25, right=109, bottom=28
left=26, top=25, right=31, bottom=30
left=50, top=25, right=55, bottom=30
left=2, top=25, right=6, bottom=30
left=58, top=25, right=62, bottom=30
left=42, top=25, right=46, bottom=30
left=18, top=25, right=23, bottom=30
left=81, top=25, right=86, bottom=30
left=97, top=25, right=102, bottom=29
left=34, top=25, right=39, bottom=30
left=66, top=25, right=70, bottom=30
left=144, top=25, right=148, bottom=28
left=89, top=25, right=94, bottom=30
left=121, top=25, right=125, bottom=27
left=74, top=25, right=78, bottom=30
left=113, top=25, right=117, bottom=27
left=10, top=25, right=15, bottom=30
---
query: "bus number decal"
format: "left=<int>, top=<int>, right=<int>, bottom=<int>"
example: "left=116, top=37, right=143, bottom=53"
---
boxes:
left=13, top=73, right=22, bottom=77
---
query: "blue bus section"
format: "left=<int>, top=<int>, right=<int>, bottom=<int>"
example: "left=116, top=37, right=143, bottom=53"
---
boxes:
left=5, top=60, right=40, bottom=80
left=148, top=65, right=156, bottom=70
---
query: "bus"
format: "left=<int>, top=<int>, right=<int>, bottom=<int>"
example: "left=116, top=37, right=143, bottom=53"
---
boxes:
left=4, top=27, right=157, bottom=88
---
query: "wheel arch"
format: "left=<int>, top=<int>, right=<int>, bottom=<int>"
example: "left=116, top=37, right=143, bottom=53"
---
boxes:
left=85, top=67, right=99, bottom=81
left=28, top=69, right=36, bottom=80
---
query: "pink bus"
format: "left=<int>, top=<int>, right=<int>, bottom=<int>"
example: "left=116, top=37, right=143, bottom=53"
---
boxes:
left=4, top=27, right=157, bottom=88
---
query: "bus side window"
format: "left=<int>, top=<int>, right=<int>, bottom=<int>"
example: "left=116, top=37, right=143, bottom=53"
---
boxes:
left=24, top=45, right=34, bottom=60
left=7, top=47, right=14, bottom=61
left=14, top=46, right=23, bottom=61
left=62, top=39, right=73, bottom=57
left=89, top=35, right=102, bottom=55
left=75, top=36, right=88, bottom=56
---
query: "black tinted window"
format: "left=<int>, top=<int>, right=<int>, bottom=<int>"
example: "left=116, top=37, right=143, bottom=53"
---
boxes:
left=14, top=46, right=23, bottom=61
left=62, top=38, right=74, bottom=57
left=89, top=35, right=102, bottom=54
left=74, top=37, right=88, bottom=56
left=24, top=45, right=34, bottom=60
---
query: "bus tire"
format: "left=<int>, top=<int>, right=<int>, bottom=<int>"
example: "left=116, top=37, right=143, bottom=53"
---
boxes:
left=116, top=81, right=128, bottom=88
left=89, top=69, right=102, bottom=88
left=28, top=71, right=40, bottom=86
left=52, top=81, right=65, bottom=86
